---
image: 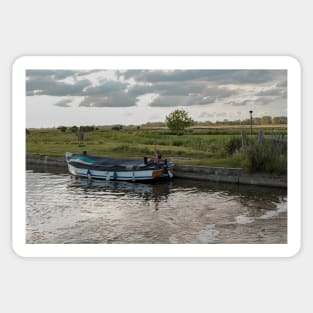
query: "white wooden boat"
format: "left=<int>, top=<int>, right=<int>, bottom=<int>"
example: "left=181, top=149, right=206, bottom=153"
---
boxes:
left=65, top=152, right=174, bottom=181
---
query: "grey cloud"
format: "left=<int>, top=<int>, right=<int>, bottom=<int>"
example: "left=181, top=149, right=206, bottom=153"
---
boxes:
left=26, top=69, right=102, bottom=80
left=104, top=91, right=136, bottom=107
left=216, top=112, right=227, bottom=118
left=124, top=70, right=223, bottom=83
left=276, top=80, right=287, bottom=87
left=26, top=69, right=287, bottom=110
left=199, top=112, right=215, bottom=118
left=128, top=82, right=236, bottom=100
left=54, top=99, right=72, bottom=107
left=228, top=99, right=254, bottom=106
left=84, top=81, right=126, bottom=96
left=76, top=70, right=102, bottom=76
left=26, top=77, right=91, bottom=96
left=149, top=95, right=216, bottom=107
left=119, top=70, right=144, bottom=80
left=27, top=70, right=129, bottom=98
left=79, top=97, right=107, bottom=107
left=26, top=70, right=77, bottom=80
left=254, top=97, right=278, bottom=106
left=223, top=70, right=286, bottom=85
left=128, top=85, right=154, bottom=96
left=79, top=92, right=136, bottom=108
left=228, top=96, right=279, bottom=107
left=203, top=87, right=237, bottom=98
left=128, top=83, right=207, bottom=97
left=255, top=87, right=286, bottom=97
left=149, top=96, right=184, bottom=107
left=122, top=69, right=287, bottom=85
left=153, top=82, right=207, bottom=96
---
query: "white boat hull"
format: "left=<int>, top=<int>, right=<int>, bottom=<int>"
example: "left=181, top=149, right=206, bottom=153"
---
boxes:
left=68, top=164, right=164, bottom=181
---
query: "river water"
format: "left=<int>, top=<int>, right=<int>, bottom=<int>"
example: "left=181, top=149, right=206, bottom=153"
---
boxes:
left=26, top=166, right=287, bottom=244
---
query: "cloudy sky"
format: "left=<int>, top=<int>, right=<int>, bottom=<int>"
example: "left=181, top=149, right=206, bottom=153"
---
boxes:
left=26, top=69, right=287, bottom=128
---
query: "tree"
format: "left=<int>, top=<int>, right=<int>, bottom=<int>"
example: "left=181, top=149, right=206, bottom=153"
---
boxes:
left=253, top=117, right=262, bottom=125
left=166, top=109, right=192, bottom=133
left=57, top=126, right=67, bottom=132
left=70, top=125, right=78, bottom=133
left=273, top=116, right=287, bottom=124
left=261, top=116, right=272, bottom=125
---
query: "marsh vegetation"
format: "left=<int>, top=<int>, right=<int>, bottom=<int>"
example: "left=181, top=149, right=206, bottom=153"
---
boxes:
left=26, top=124, right=287, bottom=173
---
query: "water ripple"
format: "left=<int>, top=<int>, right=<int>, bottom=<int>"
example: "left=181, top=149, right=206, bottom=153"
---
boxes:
left=26, top=169, right=287, bottom=244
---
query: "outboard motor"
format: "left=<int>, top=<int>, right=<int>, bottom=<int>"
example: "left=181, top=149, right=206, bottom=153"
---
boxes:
left=162, top=159, right=173, bottom=179
left=144, top=156, right=148, bottom=164
left=163, top=158, right=169, bottom=177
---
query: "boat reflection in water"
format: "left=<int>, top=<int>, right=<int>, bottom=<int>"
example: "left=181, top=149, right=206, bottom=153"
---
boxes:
left=67, top=175, right=286, bottom=217
left=67, top=176, right=171, bottom=211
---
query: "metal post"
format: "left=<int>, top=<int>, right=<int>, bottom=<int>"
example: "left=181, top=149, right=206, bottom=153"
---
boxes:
left=249, top=110, right=253, bottom=135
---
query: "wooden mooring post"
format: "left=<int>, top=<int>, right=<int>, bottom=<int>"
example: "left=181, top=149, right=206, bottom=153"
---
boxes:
left=257, top=130, right=264, bottom=145
left=241, top=131, right=247, bottom=151
left=77, top=131, right=84, bottom=144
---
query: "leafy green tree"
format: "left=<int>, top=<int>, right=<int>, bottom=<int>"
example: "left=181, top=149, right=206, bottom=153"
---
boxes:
left=166, top=109, right=193, bottom=133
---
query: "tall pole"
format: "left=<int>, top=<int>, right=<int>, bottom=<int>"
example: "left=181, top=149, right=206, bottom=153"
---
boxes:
left=249, top=110, right=253, bottom=135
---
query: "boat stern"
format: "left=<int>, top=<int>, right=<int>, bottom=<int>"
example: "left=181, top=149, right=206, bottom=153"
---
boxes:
left=152, top=168, right=164, bottom=179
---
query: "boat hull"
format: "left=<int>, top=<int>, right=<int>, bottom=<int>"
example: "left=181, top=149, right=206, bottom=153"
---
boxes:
left=68, top=163, right=165, bottom=181
left=66, top=152, right=174, bottom=182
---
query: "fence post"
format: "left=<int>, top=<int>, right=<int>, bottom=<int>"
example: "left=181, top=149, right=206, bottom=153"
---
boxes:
left=77, top=131, right=84, bottom=144
left=257, top=130, right=264, bottom=145
left=241, top=131, right=247, bottom=151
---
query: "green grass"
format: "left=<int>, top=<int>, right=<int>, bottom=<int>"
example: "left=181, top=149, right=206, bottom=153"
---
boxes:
left=26, top=127, right=287, bottom=169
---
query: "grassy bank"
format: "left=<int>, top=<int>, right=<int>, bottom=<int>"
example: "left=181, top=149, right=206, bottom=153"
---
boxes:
left=26, top=126, right=287, bottom=170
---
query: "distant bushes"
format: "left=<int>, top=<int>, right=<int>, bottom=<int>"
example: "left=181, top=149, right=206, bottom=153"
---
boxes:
left=112, top=125, right=123, bottom=131
left=57, top=126, right=67, bottom=132
left=70, top=126, right=78, bottom=133
left=79, top=125, right=95, bottom=132
left=57, top=125, right=96, bottom=133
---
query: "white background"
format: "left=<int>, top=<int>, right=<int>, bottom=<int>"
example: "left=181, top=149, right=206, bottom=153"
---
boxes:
left=1, top=1, right=310, bottom=312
